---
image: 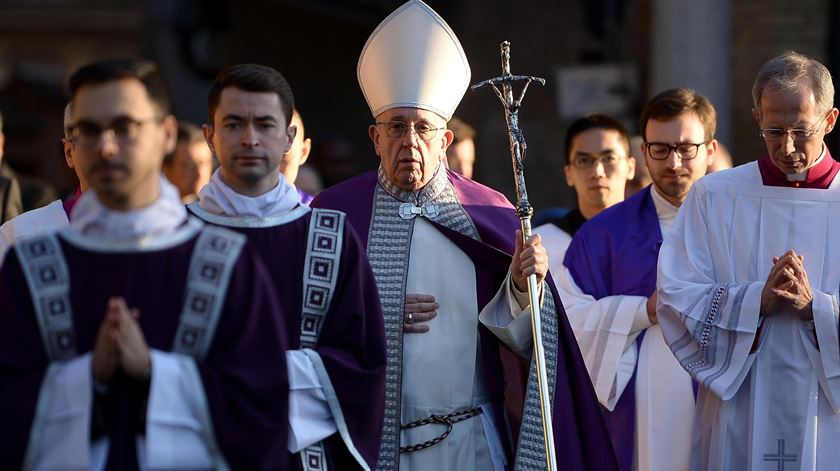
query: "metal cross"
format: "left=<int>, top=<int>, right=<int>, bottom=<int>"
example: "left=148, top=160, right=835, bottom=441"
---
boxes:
left=763, top=439, right=797, bottom=471
left=470, top=41, right=545, bottom=220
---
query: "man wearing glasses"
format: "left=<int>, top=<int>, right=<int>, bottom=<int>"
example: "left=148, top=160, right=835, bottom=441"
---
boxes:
left=535, top=113, right=636, bottom=277
left=658, top=52, right=840, bottom=470
left=312, top=1, right=616, bottom=470
left=558, top=88, right=717, bottom=471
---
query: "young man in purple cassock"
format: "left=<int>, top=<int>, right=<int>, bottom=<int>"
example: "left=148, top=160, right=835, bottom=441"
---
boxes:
left=558, top=88, right=717, bottom=471
left=312, top=1, right=617, bottom=470
left=0, top=59, right=291, bottom=470
left=659, top=52, right=840, bottom=470
left=187, top=63, right=386, bottom=471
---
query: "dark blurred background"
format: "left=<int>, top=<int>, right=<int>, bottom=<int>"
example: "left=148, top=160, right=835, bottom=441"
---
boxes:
left=0, top=0, right=838, bottom=210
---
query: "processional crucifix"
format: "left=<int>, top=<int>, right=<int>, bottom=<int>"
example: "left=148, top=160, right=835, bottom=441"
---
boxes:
left=471, top=41, right=556, bottom=471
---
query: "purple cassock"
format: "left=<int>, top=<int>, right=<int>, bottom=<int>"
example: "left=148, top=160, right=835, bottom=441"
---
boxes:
left=187, top=203, right=386, bottom=470
left=312, top=167, right=618, bottom=471
left=562, top=185, right=660, bottom=471
left=0, top=220, right=290, bottom=470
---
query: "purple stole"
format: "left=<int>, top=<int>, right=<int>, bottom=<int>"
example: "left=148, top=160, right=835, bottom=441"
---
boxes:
left=313, top=169, right=618, bottom=471
left=563, top=185, right=661, bottom=471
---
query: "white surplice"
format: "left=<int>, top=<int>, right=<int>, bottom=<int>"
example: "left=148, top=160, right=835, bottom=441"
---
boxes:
left=556, top=185, right=695, bottom=471
left=658, top=161, right=840, bottom=471
left=535, top=222, right=573, bottom=279
left=0, top=199, right=68, bottom=265
left=399, top=217, right=532, bottom=471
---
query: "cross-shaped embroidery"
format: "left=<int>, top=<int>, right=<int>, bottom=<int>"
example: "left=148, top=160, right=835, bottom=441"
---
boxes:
left=763, top=439, right=797, bottom=471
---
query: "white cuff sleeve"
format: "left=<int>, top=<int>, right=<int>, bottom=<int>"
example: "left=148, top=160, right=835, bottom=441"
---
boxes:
left=25, top=353, right=96, bottom=471
left=479, top=272, right=534, bottom=355
left=141, top=349, right=217, bottom=470
left=287, top=349, right=337, bottom=453
left=630, top=299, right=653, bottom=334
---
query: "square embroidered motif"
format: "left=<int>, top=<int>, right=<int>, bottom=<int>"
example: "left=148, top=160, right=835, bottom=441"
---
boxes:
left=305, top=285, right=329, bottom=311
left=198, top=262, right=222, bottom=284
left=208, top=235, right=231, bottom=253
left=301, top=314, right=322, bottom=336
left=314, top=233, right=337, bottom=254
left=316, top=212, right=338, bottom=230
left=309, top=258, right=333, bottom=281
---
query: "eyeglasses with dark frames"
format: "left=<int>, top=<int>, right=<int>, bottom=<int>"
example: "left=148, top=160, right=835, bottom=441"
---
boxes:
left=644, top=141, right=708, bottom=160
left=67, top=116, right=163, bottom=148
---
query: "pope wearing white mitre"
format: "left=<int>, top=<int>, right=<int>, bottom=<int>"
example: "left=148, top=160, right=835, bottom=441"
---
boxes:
left=658, top=51, right=840, bottom=470
left=311, top=1, right=618, bottom=471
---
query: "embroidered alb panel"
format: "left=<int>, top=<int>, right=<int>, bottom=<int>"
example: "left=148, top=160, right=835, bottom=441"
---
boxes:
left=369, top=167, right=491, bottom=470
left=370, top=166, right=561, bottom=470
left=512, top=292, right=559, bottom=471
left=15, top=234, right=76, bottom=362
left=172, top=226, right=245, bottom=359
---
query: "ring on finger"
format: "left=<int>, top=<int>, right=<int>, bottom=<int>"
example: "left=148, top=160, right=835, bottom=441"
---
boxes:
left=407, top=313, right=413, bottom=324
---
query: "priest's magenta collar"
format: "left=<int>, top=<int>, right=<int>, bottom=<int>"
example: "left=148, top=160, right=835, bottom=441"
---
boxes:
left=758, top=145, right=840, bottom=189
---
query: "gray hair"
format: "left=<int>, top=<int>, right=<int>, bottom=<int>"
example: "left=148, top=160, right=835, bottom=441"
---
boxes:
left=63, top=102, right=72, bottom=137
left=752, top=51, right=835, bottom=117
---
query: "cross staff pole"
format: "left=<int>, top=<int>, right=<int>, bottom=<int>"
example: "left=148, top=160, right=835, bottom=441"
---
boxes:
left=471, top=41, right=556, bottom=471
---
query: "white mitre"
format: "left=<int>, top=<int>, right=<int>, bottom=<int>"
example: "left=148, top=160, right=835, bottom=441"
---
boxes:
left=357, top=0, right=471, bottom=121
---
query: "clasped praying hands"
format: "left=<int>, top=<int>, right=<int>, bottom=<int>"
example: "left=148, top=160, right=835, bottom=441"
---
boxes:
left=92, top=296, right=152, bottom=385
left=760, top=249, right=814, bottom=321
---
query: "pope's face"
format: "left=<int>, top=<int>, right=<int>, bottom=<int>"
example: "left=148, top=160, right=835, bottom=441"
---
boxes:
left=369, top=107, right=453, bottom=191
left=753, top=83, right=838, bottom=174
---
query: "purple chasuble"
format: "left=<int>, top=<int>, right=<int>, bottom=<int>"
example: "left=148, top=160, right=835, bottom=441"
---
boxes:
left=0, top=225, right=290, bottom=470
left=313, top=169, right=618, bottom=471
left=563, top=185, right=661, bottom=471
left=187, top=206, right=386, bottom=470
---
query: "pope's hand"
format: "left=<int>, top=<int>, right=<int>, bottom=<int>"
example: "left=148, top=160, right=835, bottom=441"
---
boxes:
left=511, top=230, right=548, bottom=292
left=403, top=293, right=438, bottom=334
